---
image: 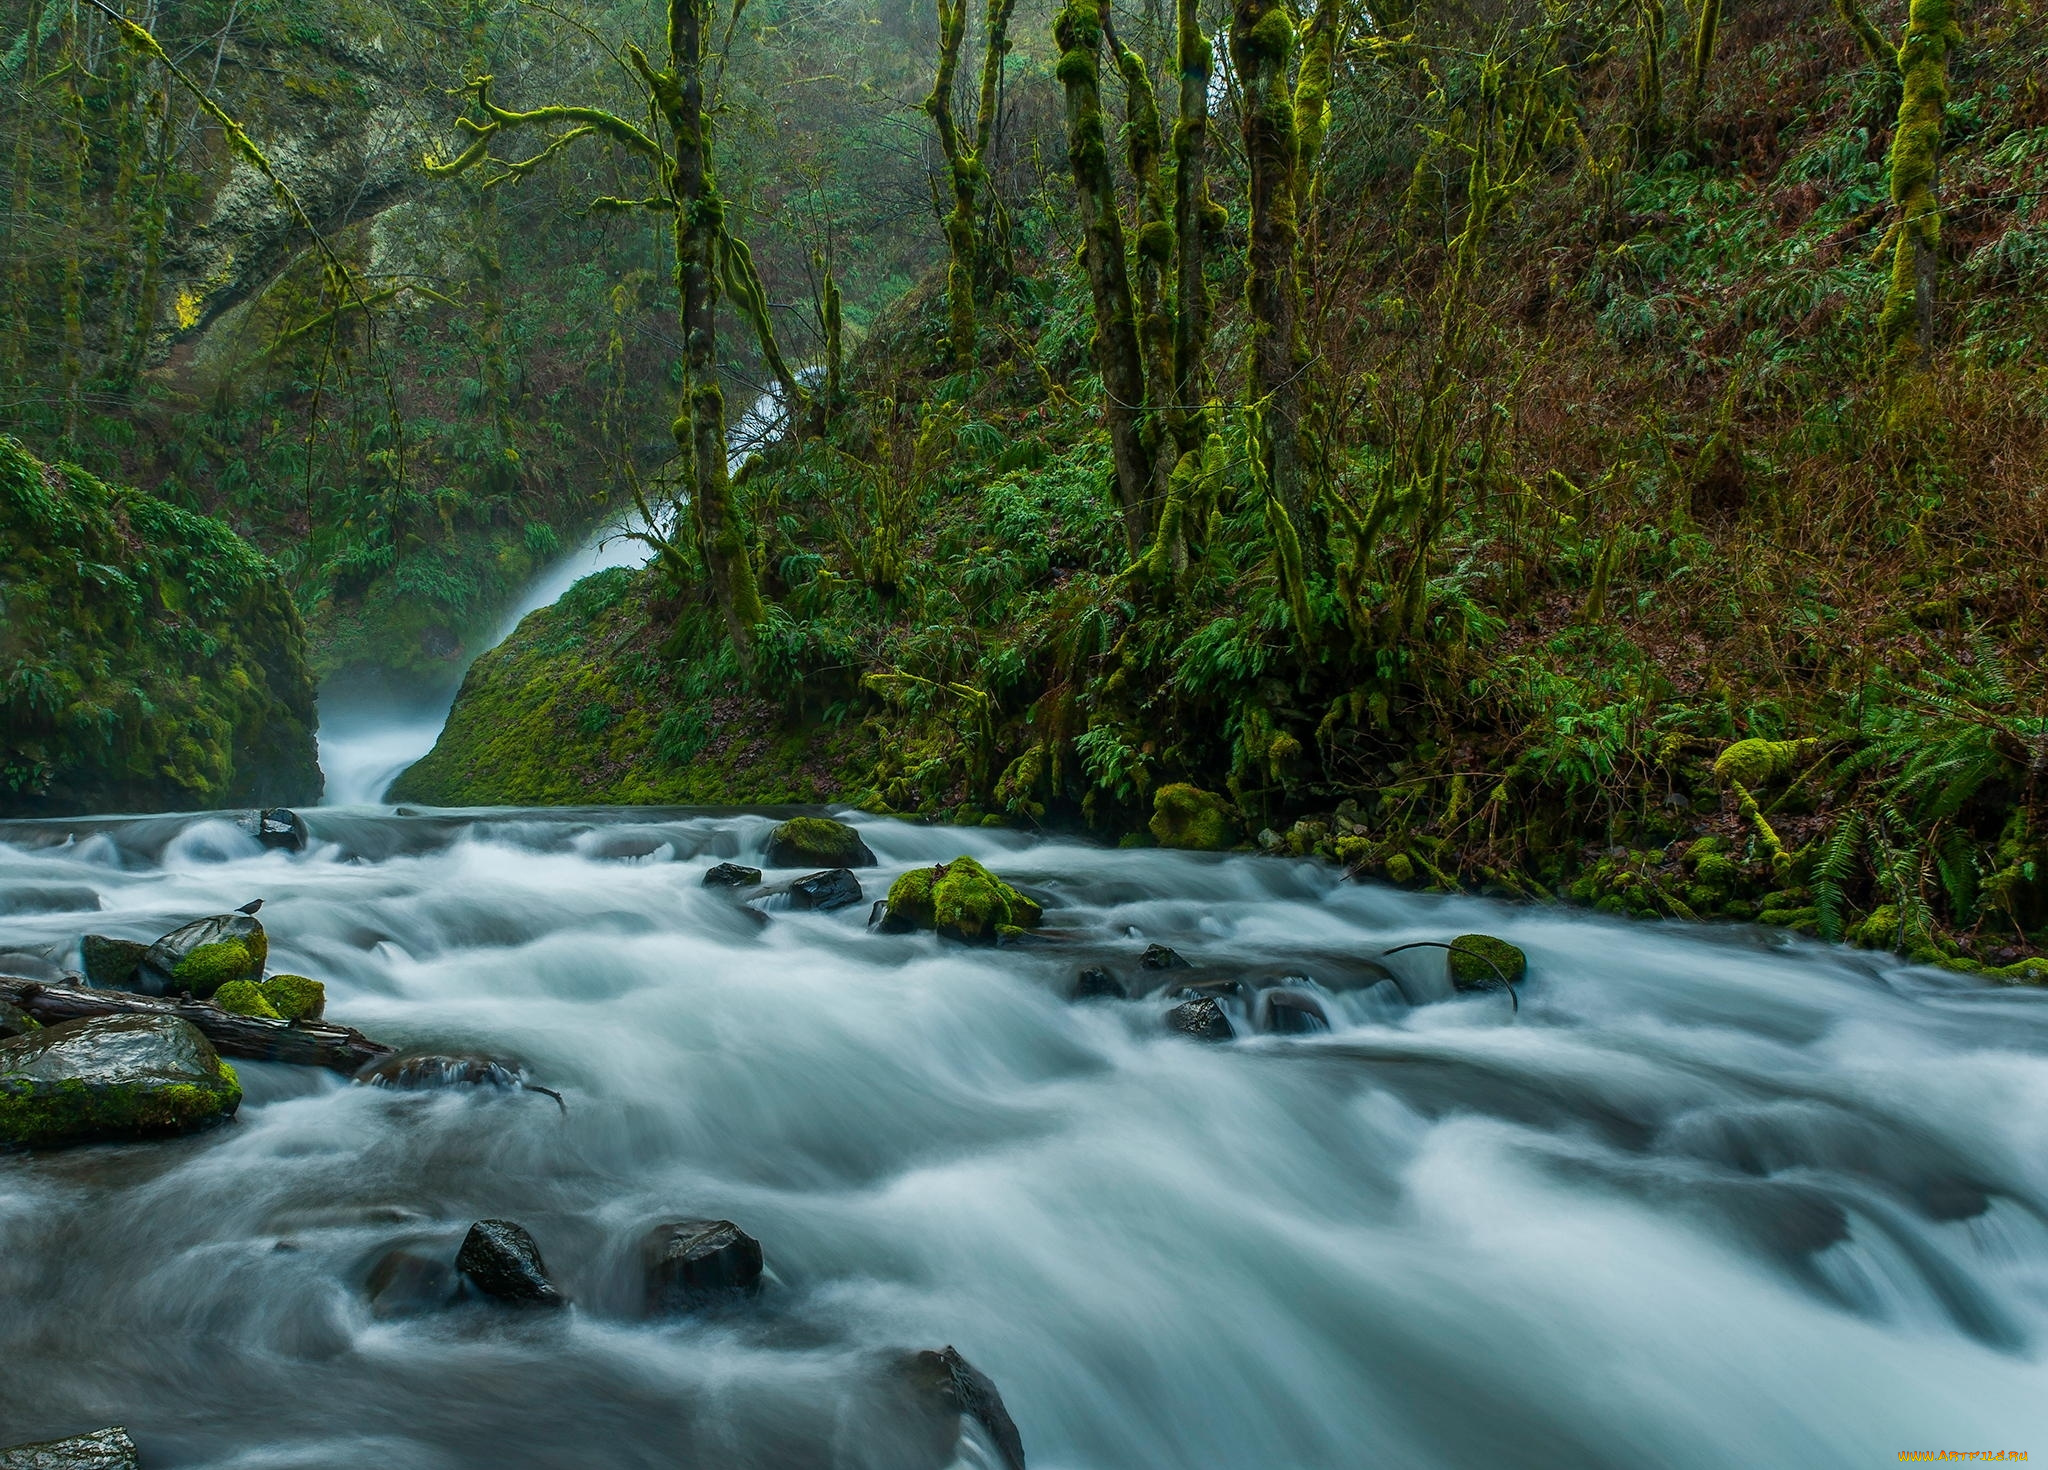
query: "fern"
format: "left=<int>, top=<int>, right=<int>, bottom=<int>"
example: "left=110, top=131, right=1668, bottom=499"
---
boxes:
left=1815, top=809, right=1863, bottom=942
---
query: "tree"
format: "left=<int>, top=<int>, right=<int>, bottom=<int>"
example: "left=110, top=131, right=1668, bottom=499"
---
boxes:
left=927, top=0, right=1021, bottom=365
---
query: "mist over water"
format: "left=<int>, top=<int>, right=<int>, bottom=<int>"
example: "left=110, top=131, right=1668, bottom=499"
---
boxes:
left=1, top=808, right=2045, bottom=1466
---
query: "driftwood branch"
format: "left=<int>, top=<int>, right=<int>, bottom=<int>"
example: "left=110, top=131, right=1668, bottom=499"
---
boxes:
left=0, top=976, right=394, bottom=1073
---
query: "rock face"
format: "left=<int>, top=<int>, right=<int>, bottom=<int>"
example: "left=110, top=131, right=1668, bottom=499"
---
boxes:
left=902, top=1347, right=1027, bottom=1470
left=1448, top=934, right=1528, bottom=989
left=1149, top=784, right=1237, bottom=851
left=882, top=857, right=1043, bottom=943
left=0, top=1014, right=242, bottom=1148
left=456, top=1219, right=567, bottom=1307
left=0, top=1427, right=140, bottom=1469
left=765, top=817, right=877, bottom=869
left=79, top=935, right=148, bottom=990
left=703, top=862, right=763, bottom=888
left=0, top=435, right=321, bottom=817
left=789, top=868, right=864, bottom=912
left=1165, top=997, right=1234, bottom=1043
left=642, top=1218, right=764, bottom=1313
left=139, top=913, right=268, bottom=998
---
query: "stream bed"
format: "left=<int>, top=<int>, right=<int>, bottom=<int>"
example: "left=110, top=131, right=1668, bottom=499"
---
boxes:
left=0, top=807, right=2044, bottom=1466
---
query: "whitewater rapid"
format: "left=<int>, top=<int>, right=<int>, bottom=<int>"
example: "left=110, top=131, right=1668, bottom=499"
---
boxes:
left=0, top=808, right=2045, bottom=1466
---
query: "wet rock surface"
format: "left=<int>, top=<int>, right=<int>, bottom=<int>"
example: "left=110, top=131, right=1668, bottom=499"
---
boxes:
left=0, top=1000, right=39, bottom=1040
left=1258, top=989, right=1330, bottom=1035
left=0, top=1013, right=242, bottom=1148
left=138, top=912, right=267, bottom=998
left=788, top=868, right=863, bottom=912
left=703, top=862, right=764, bottom=888
left=79, top=935, right=148, bottom=990
left=642, top=1218, right=764, bottom=1313
left=0, top=1427, right=139, bottom=1469
left=1138, top=943, right=1189, bottom=970
left=901, top=1346, right=1027, bottom=1470
left=764, top=816, right=876, bottom=869
left=1165, top=996, right=1234, bottom=1043
left=1072, top=966, right=1126, bottom=1000
left=456, top=1219, right=567, bottom=1307
left=251, top=807, right=310, bottom=851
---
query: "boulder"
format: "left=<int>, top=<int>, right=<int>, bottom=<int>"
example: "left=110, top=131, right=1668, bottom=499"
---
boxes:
left=138, top=912, right=267, bottom=998
left=703, top=862, right=764, bottom=888
left=789, top=868, right=864, bottom=913
left=211, top=979, right=280, bottom=1020
left=1138, top=943, right=1189, bottom=971
left=1071, top=967, right=1126, bottom=1001
left=0, top=1427, right=139, bottom=1469
left=79, top=935, right=148, bottom=990
left=354, top=1052, right=562, bottom=1110
left=1447, top=935, right=1527, bottom=990
left=0, top=1013, right=242, bottom=1148
left=1162, top=978, right=1247, bottom=1003
left=253, top=807, right=310, bottom=852
left=900, top=1347, right=1027, bottom=1470
left=0, top=942, right=67, bottom=983
left=0, top=1000, right=39, bottom=1040
left=1164, top=997, right=1233, bottom=1043
left=0, top=885, right=101, bottom=916
left=1148, top=784, right=1237, bottom=851
left=882, top=857, right=1043, bottom=943
left=1258, top=989, right=1330, bottom=1035
left=764, top=816, right=876, bottom=869
left=456, top=1219, right=567, bottom=1307
left=259, top=974, right=326, bottom=1022
left=642, top=1218, right=764, bottom=1314
left=365, top=1246, right=464, bottom=1319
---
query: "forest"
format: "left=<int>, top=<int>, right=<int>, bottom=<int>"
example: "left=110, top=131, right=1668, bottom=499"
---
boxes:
left=3, top=0, right=2046, bottom=974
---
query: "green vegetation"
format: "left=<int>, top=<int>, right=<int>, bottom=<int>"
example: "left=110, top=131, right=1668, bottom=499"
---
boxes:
left=1448, top=936, right=1528, bottom=990
left=259, top=974, right=327, bottom=1022
left=884, top=856, right=1043, bottom=943
left=211, top=979, right=281, bottom=1020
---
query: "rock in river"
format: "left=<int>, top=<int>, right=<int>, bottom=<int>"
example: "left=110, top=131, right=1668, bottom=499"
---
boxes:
left=138, top=912, right=267, bottom=998
left=789, top=868, right=864, bottom=912
left=901, top=1346, right=1027, bottom=1470
left=643, top=1218, right=764, bottom=1313
left=251, top=807, right=310, bottom=852
left=366, top=1246, right=464, bottom=1319
left=1448, top=934, right=1527, bottom=989
left=1138, top=943, right=1190, bottom=971
left=1258, top=989, right=1330, bottom=1035
left=1072, top=966, right=1126, bottom=1001
left=0, top=1427, right=139, bottom=1469
left=0, top=1000, right=38, bottom=1040
left=0, top=1014, right=242, bottom=1148
left=79, top=935, right=148, bottom=990
left=702, top=862, right=763, bottom=888
left=881, top=856, right=1043, bottom=943
left=457, top=1219, right=567, bottom=1307
left=1165, top=996, right=1234, bottom=1043
left=764, top=816, right=876, bottom=869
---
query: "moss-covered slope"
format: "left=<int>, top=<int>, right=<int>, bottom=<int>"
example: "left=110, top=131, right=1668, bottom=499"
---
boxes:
left=389, top=567, right=876, bottom=807
left=0, top=436, right=321, bottom=815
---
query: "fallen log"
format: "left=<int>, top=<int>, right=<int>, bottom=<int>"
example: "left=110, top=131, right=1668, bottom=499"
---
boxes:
left=0, top=976, right=393, bottom=1074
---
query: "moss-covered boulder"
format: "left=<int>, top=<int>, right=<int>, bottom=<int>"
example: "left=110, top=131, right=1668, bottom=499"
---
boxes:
left=0, top=1013, right=241, bottom=1147
left=80, top=934, right=149, bottom=989
left=139, top=913, right=267, bottom=998
left=1149, top=784, right=1237, bottom=851
left=0, top=435, right=321, bottom=816
left=212, top=979, right=281, bottom=1019
left=260, top=973, right=326, bottom=1021
left=1447, top=934, right=1527, bottom=989
left=765, top=816, right=877, bottom=869
left=1712, top=738, right=1818, bottom=788
left=883, top=856, right=1043, bottom=943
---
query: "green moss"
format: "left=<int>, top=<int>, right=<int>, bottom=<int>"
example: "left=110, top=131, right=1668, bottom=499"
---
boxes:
left=170, top=938, right=262, bottom=996
left=885, top=855, right=1042, bottom=943
left=212, top=979, right=280, bottom=1019
left=1448, top=934, right=1527, bottom=988
left=1150, top=783, right=1237, bottom=851
left=1713, top=738, right=1818, bottom=788
left=260, top=973, right=326, bottom=1022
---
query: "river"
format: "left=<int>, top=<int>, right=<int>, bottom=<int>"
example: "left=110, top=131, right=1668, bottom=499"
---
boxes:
left=1, top=807, right=2044, bottom=1465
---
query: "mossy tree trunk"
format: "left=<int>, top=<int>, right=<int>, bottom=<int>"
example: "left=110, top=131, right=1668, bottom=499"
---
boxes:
left=1879, top=0, right=1961, bottom=375
left=1054, top=0, right=1153, bottom=555
left=1169, top=0, right=1216, bottom=453
left=1685, top=0, right=1722, bottom=137
left=927, top=0, right=1020, bottom=367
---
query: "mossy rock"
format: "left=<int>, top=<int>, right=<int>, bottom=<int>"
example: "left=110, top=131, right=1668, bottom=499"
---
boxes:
left=212, top=979, right=281, bottom=1020
left=883, top=856, right=1043, bottom=944
left=1713, top=738, right=1818, bottom=788
left=0, top=1000, right=39, bottom=1039
left=80, top=934, right=149, bottom=989
left=140, top=913, right=267, bottom=998
left=261, top=973, right=326, bottom=1022
left=1447, top=935, right=1527, bottom=989
left=1149, top=784, right=1237, bottom=851
left=0, top=1013, right=242, bottom=1148
left=764, top=816, right=876, bottom=869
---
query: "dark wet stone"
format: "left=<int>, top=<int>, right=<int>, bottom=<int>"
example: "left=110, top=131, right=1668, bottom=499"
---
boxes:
left=0, top=1001, right=37, bottom=1040
left=0, top=1427, right=139, bottom=1469
left=643, top=1218, right=764, bottom=1314
left=457, top=1219, right=566, bottom=1307
left=1163, top=977, right=1248, bottom=1003
left=1259, top=989, right=1330, bottom=1035
left=354, top=1052, right=562, bottom=1110
left=789, top=868, right=863, bottom=912
left=366, top=1247, right=463, bottom=1319
left=0, top=1014, right=242, bottom=1148
left=79, top=935, right=148, bottom=990
left=902, top=1346, right=1027, bottom=1470
left=1165, top=997, right=1233, bottom=1043
left=1138, top=943, right=1189, bottom=970
left=703, top=862, right=764, bottom=888
left=254, top=807, right=310, bottom=852
left=0, top=885, right=100, bottom=917
left=764, top=816, right=876, bottom=869
left=1072, top=966, right=1126, bottom=1001
left=138, top=912, right=266, bottom=998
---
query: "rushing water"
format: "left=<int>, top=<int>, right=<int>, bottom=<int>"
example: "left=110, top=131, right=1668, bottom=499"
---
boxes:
left=1, top=808, right=2046, bottom=1466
